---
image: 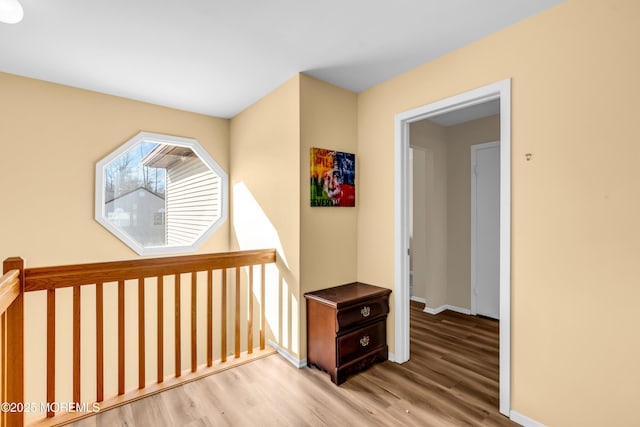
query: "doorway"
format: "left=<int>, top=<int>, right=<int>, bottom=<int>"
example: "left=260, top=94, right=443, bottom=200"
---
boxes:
left=394, top=79, right=511, bottom=416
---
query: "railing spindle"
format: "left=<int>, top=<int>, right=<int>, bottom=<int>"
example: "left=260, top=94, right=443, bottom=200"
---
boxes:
left=221, top=270, right=227, bottom=363
left=157, top=275, right=164, bottom=383
left=175, top=274, right=181, bottom=377
left=248, top=266, right=253, bottom=354
left=207, top=270, right=212, bottom=367
left=73, top=285, right=81, bottom=403
left=138, top=277, right=145, bottom=389
left=96, top=282, right=104, bottom=402
left=47, top=287, right=55, bottom=417
left=118, top=280, right=125, bottom=396
left=191, top=272, right=197, bottom=373
left=260, top=263, right=266, bottom=350
left=235, top=267, right=241, bottom=359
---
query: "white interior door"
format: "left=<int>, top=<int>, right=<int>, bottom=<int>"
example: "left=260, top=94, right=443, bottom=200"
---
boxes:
left=472, top=141, right=500, bottom=319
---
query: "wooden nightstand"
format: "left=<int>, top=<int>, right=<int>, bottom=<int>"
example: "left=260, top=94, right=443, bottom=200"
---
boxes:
left=305, top=282, right=391, bottom=385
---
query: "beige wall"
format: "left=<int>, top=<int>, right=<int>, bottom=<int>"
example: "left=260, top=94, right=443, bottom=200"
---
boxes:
left=410, top=120, right=447, bottom=308
left=299, top=75, right=358, bottom=360
left=446, top=115, right=500, bottom=309
left=409, top=148, right=426, bottom=299
left=229, top=75, right=302, bottom=358
left=0, top=72, right=230, bottom=266
left=230, top=74, right=357, bottom=361
left=357, top=0, right=640, bottom=424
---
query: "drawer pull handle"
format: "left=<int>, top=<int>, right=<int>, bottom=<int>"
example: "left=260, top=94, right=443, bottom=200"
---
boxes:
left=360, top=335, right=370, bottom=347
left=361, top=306, right=371, bottom=317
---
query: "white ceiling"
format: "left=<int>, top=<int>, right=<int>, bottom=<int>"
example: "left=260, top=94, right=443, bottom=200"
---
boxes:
left=0, top=0, right=564, bottom=118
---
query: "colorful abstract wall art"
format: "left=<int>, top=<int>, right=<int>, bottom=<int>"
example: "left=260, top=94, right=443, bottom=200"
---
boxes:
left=310, top=147, right=355, bottom=207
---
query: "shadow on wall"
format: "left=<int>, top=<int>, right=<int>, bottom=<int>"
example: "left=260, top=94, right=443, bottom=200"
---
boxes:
left=232, top=182, right=299, bottom=359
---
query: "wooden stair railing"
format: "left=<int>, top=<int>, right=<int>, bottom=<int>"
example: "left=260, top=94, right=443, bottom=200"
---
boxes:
left=1, top=249, right=276, bottom=426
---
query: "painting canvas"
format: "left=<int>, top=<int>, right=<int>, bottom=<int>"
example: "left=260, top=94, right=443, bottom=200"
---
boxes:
left=310, top=148, right=355, bottom=207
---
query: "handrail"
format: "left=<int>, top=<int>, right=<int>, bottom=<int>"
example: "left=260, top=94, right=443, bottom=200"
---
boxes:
left=0, top=270, right=19, bottom=315
left=24, top=249, right=276, bottom=291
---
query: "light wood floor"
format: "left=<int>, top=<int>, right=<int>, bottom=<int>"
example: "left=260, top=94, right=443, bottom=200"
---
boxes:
left=68, top=302, right=517, bottom=426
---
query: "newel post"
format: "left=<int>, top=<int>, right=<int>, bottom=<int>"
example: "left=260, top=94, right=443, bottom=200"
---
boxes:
left=3, top=257, right=24, bottom=427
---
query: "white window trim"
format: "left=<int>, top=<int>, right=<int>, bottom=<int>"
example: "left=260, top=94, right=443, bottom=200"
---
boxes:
left=95, top=131, right=228, bottom=256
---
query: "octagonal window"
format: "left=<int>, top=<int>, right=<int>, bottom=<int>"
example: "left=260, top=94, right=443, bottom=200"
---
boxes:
left=95, top=132, right=228, bottom=255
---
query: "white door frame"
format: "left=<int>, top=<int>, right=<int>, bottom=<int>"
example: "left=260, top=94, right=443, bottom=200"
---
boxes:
left=471, top=140, right=500, bottom=317
left=393, top=79, right=511, bottom=416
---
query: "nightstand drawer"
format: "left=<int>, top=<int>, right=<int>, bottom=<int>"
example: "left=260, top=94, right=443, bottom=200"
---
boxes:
left=336, top=296, right=389, bottom=333
left=337, top=319, right=386, bottom=366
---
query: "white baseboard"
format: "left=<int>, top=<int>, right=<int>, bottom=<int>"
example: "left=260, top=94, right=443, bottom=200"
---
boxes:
left=268, top=340, right=307, bottom=368
left=423, top=305, right=444, bottom=315
left=410, top=296, right=426, bottom=304
left=510, top=410, right=546, bottom=427
left=423, top=304, right=471, bottom=315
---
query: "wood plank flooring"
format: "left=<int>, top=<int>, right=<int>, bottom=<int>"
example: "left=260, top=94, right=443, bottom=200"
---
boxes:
left=67, top=301, right=517, bottom=426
